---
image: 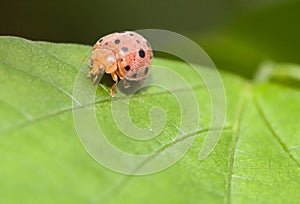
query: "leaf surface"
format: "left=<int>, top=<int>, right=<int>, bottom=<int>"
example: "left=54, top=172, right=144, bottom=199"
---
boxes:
left=0, top=36, right=299, bottom=204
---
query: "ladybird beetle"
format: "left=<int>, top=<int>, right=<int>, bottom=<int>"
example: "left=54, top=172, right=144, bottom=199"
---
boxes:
left=87, top=31, right=153, bottom=97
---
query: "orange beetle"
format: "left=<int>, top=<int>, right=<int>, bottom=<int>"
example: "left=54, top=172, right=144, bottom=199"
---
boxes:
left=87, top=31, right=153, bottom=96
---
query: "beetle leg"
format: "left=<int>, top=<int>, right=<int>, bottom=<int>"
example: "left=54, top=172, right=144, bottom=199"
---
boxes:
left=86, top=71, right=91, bottom=78
left=123, top=79, right=131, bottom=89
left=87, top=60, right=101, bottom=81
left=92, top=74, right=99, bottom=84
left=110, top=72, right=119, bottom=97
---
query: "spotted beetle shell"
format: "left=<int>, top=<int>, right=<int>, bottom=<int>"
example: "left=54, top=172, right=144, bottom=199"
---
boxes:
left=91, top=31, right=153, bottom=81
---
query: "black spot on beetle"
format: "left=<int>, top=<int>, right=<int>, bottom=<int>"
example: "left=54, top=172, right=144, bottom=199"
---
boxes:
left=115, top=39, right=120, bottom=44
left=122, top=47, right=128, bottom=52
left=105, top=42, right=109, bottom=46
left=98, top=38, right=103, bottom=43
left=129, top=33, right=134, bottom=36
left=139, top=49, right=145, bottom=58
left=124, top=65, right=130, bottom=71
left=136, top=40, right=140, bottom=44
left=133, top=73, right=137, bottom=78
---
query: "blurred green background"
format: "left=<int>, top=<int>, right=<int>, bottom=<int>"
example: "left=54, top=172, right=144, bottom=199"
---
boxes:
left=1, top=0, right=300, bottom=77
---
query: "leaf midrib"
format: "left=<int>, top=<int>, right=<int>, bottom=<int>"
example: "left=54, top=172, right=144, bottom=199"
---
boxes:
left=0, top=84, right=208, bottom=134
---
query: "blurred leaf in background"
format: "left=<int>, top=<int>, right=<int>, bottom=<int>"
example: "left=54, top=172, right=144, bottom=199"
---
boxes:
left=196, top=0, right=300, bottom=77
left=1, top=0, right=299, bottom=77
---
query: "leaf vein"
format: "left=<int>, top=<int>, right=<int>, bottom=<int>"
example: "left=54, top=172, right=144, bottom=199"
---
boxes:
left=253, top=94, right=300, bottom=169
left=100, top=126, right=232, bottom=203
left=225, top=84, right=249, bottom=204
left=0, top=85, right=207, bottom=134
left=0, top=61, right=82, bottom=106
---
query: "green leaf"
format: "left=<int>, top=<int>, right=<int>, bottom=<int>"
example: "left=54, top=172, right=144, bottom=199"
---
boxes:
left=0, top=36, right=300, bottom=203
left=196, top=1, right=300, bottom=78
